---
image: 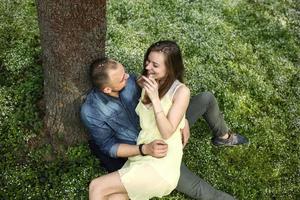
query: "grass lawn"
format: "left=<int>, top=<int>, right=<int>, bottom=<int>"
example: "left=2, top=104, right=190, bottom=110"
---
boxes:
left=1, top=0, right=299, bottom=199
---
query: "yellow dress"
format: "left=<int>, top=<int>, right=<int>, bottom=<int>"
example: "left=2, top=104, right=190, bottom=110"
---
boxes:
left=118, top=80, right=185, bottom=200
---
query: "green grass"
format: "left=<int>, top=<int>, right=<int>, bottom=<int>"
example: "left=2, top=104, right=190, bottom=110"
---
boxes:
left=1, top=0, right=299, bottom=199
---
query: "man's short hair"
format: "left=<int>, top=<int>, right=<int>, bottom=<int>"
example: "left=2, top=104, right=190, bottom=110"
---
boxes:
left=90, top=58, right=118, bottom=89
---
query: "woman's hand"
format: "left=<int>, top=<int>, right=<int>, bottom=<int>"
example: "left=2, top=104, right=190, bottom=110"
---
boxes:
left=142, top=76, right=159, bottom=103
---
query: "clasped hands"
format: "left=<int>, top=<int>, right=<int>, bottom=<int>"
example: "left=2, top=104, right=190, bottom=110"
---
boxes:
left=143, top=140, right=168, bottom=158
left=137, top=75, right=159, bottom=102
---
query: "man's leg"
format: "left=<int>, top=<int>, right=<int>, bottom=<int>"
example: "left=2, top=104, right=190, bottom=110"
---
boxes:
left=187, top=91, right=248, bottom=146
left=176, top=163, right=235, bottom=200
left=187, top=91, right=228, bottom=137
left=176, top=92, right=238, bottom=199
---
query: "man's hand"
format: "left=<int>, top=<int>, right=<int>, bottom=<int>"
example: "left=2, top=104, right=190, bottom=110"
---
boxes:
left=136, top=76, right=145, bottom=88
left=181, top=119, right=190, bottom=148
left=143, top=140, right=168, bottom=158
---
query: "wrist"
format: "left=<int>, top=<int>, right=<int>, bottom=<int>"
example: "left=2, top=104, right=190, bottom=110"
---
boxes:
left=155, top=110, right=164, bottom=115
left=139, top=144, right=146, bottom=156
left=152, top=101, right=163, bottom=114
left=151, top=98, right=160, bottom=105
left=155, top=112, right=164, bottom=119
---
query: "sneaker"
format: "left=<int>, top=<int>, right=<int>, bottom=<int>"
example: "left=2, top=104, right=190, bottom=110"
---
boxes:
left=212, top=132, right=249, bottom=146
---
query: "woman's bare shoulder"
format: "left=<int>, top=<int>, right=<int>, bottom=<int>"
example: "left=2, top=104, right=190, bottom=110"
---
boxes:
left=173, top=84, right=190, bottom=100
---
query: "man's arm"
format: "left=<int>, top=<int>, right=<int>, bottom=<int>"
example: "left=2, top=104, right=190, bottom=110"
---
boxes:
left=86, top=120, right=168, bottom=158
left=117, top=140, right=168, bottom=158
left=81, top=101, right=168, bottom=159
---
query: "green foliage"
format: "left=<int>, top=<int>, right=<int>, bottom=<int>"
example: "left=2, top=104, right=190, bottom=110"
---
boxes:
left=0, top=0, right=40, bottom=74
left=1, top=0, right=299, bottom=199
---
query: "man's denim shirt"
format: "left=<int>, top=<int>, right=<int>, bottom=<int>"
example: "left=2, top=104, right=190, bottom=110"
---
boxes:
left=81, top=74, right=141, bottom=158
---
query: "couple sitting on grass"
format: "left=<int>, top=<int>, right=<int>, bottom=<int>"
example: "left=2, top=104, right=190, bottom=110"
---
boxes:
left=81, top=40, right=249, bottom=200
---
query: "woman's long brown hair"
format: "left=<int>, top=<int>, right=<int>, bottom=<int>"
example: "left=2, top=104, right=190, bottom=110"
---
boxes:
left=142, top=40, right=185, bottom=104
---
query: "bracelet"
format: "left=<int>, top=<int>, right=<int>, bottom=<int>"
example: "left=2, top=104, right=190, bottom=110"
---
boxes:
left=139, top=144, right=146, bottom=156
left=155, top=110, right=164, bottom=115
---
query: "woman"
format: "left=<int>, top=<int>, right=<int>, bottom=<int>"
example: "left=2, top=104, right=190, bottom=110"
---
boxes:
left=89, top=40, right=190, bottom=200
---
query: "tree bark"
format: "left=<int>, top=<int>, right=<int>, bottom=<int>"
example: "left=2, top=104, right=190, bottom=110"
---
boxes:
left=36, top=0, right=106, bottom=152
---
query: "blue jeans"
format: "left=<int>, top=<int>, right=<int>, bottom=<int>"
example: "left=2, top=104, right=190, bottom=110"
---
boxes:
left=176, top=92, right=234, bottom=200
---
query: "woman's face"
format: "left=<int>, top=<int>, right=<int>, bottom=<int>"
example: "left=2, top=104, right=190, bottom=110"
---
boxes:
left=145, top=51, right=167, bottom=81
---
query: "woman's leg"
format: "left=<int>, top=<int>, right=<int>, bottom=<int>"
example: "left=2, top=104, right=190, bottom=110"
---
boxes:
left=108, top=193, right=129, bottom=200
left=89, top=172, right=128, bottom=200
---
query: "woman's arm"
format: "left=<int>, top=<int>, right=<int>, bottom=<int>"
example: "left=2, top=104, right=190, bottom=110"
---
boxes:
left=142, top=76, right=190, bottom=139
left=152, top=85, right=190, bottom=139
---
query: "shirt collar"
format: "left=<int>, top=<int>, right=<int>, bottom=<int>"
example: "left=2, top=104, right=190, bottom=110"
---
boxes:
left=93, top=88, right=120, bottom=104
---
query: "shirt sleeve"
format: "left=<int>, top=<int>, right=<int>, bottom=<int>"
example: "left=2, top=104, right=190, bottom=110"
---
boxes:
left=89, top=122, right=120, bottom=158
left=81, top=108, right=120, bottom=158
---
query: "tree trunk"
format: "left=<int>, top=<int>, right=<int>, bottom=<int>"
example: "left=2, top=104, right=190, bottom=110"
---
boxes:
left=36, top=0, right=106, bottom=153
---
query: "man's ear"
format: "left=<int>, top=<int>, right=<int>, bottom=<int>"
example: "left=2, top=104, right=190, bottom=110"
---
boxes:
left=102, top=86, right=112, bottom=94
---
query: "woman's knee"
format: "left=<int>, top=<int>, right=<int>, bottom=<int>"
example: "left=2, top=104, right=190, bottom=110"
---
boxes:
left=89, top=178, right=97, bottom=192
left=108, top=193, right=129, bottom=200
left=89, top=172, right=126, bottom=199
left=89, top=177, right=104, bottom=197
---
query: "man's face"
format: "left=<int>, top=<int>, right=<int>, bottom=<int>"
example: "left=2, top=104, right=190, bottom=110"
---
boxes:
left=105, top=62, right=129, bottom=94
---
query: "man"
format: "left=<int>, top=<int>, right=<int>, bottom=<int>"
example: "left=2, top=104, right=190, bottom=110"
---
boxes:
left=81, top=58, right=248, bottom=199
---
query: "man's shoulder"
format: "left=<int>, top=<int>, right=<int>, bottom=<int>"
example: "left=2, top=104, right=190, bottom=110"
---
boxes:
left=123, top=74, right=140, bottom=94
left=129, top=73, right=138, bottom=79
left=84, top=88, right=108, bottom=104
left=127, top=74, right=138, bottom=85
left=81, top=88, right=123, bottom=120
left=81, top=89, right=106, bottom=117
